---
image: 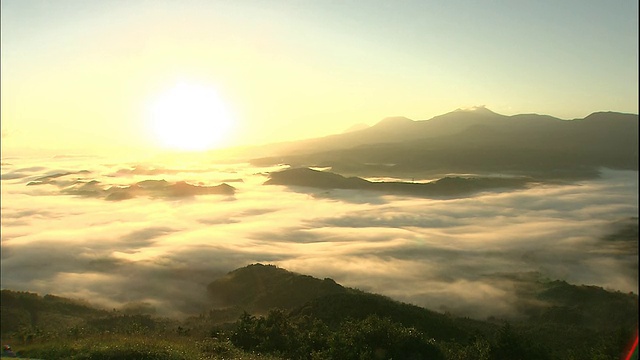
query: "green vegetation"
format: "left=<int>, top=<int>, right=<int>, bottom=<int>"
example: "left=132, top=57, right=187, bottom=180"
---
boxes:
left=1, top=264, right=637, bottom=359
left=230, top=309, right=444, bottom=359
left=3, top=335, right=280, bottom=360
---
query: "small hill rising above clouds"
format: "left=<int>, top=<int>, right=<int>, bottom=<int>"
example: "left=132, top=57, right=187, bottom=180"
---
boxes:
left=206, top=264, right=347, bottom=313
left=265, top=167, right=533, bottom=198
left=203, top=264, right=637, bottom=356
left=203, top=263, right=637, bottom=327
left=2, top=264, right=637, bottom=359
left=250, top=108, right=638, bottom=179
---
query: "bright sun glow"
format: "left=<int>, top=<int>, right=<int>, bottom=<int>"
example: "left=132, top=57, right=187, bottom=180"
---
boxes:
left=146, top=81, right=235, bottom=151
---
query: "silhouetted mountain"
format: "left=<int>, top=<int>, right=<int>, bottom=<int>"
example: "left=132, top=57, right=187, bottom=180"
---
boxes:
left=250, top=109, right=638, bottom=179
left=205, top=264, right=637, bottom=331
left=207, top=264, right=347, bottom=313
left=203, top=263, right=637, bottom=358
left=372, top=116, right=414, bottom=129
left=265, top=167, right=533, bottom=197
left=34, top=177, right=237, bottom=201
left=264, top=168, right=370, bottom=189
left=205, top=264, right=481, bottom=341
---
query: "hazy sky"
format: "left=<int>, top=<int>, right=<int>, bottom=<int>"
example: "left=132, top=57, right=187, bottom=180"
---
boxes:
left=1, top=0, right=638, bottom=154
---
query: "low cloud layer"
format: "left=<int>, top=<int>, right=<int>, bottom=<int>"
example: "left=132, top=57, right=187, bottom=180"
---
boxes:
left=1, top=157, right=637, bottom=319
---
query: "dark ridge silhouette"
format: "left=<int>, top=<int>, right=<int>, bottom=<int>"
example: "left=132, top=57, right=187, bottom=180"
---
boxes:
left=25, top=170, right=91, bottom=185
left=249, top=109, right=638, bottom=179
left=265, top=168, right=370, bottom=189
left=372, top=116, right=414, bottom=129
left=265, top=167, right=533, bottom=197
left=204, top=263, right=637, bottom=355
left=16, top=165, right=237, bottom=200
left=58, top=179, right=235, bottom=201
left=207, top=264, right=347, bottom=313
left=1, top=264, right=637, bottom=359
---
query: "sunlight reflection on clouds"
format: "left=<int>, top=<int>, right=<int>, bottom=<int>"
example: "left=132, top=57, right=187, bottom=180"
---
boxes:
left=1, top=158, right=637, bottom=319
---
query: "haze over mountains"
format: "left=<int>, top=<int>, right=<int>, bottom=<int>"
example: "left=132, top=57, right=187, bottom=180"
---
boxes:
left=1, top=105, right=637, bottom=358
left=249, top=107, right=638, bottom=179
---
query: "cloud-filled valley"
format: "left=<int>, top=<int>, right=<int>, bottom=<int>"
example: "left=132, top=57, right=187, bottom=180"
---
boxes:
left=1, top=156, right=637, bottom=320
left=1, top=0, right=637, bottom=355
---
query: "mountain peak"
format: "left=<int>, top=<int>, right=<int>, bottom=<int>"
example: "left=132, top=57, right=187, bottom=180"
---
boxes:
left=374, top=116, right=413, bottom=127
left=207, top=263, right=346, bottom=312
left=583, top=111, right=638, bottom=122
left=452, top=105, right=496, bottom=114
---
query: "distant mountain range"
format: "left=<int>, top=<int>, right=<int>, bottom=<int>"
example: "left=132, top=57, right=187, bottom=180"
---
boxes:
left=24, top=174, right=236, bottom=201
left=265, top=167, right=534, bottom=198
left=249, top=108, right=638, bottom=179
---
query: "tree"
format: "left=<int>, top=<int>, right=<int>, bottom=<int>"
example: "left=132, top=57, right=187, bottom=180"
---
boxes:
left=230, top=312, right=259, bottom=350
left=327, top=315, right=444, bottom=360
left=490, top=323, right=550, bottom=360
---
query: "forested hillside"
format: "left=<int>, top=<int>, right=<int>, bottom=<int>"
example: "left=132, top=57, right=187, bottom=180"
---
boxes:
left=1, top=264, right=636, bottom=359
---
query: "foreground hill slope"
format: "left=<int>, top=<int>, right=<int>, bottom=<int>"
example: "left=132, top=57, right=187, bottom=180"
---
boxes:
left=1, top=264, right=637, bottom=359
left=0, top=291, right=110, bottom=335
left=206, top=264, right=481, bottom=341
left=206, top=264, right=637, bottom=355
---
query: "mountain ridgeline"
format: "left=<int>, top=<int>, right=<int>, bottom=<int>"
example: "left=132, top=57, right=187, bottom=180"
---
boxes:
left=250, top=108, right=638, bottom=179
left=264, top=167, right=534, bottom=198
left=206, top=264, right=347, bottom=313
left=206, top=265, right=637, bottom=359
left=3, top=264, right=637, bottom=359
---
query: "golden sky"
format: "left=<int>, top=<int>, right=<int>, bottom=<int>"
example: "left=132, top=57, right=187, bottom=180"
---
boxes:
left=1, top=0, right=638, bottom=155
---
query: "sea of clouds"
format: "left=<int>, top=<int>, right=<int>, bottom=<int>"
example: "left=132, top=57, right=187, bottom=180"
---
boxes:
left=1, top=154, right=637, bottom=319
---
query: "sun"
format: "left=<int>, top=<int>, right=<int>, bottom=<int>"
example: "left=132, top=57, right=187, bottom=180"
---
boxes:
left=146, top=81, right=235, bottom=151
